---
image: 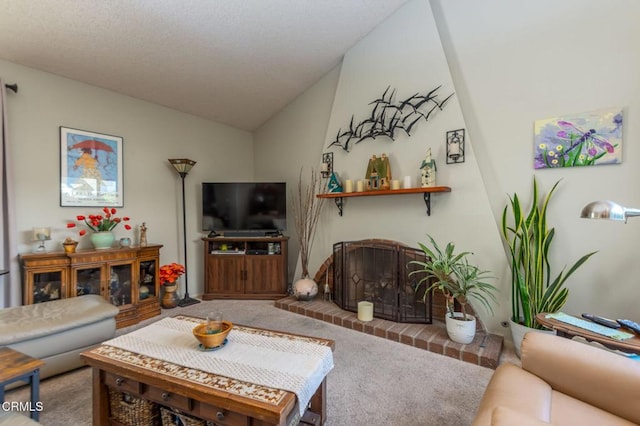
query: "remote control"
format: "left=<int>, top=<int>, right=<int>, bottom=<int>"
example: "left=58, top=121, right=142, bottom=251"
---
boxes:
left=616, top=319, right=640, bottom=334
left=581, top=313, right=621, bottom=329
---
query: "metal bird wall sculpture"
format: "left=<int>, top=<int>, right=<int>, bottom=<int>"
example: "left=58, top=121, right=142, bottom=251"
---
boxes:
left=329, top=85, right=454, bottom=152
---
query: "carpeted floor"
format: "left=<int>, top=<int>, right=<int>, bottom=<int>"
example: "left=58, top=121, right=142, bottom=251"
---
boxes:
left=5, top=300, right=513, bottom=425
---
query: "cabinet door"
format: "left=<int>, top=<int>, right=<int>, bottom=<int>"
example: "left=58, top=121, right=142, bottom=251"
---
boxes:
left=207, top=255, right=244, bottom=294
left=72, top=264, right=107, bottom=298
left=25, top=267, right=68, bottom=304
left=108, top=262, right=135, bottom=307
left=245, top=255, right=284, bottom=294
left=139, top=258, right=159, bottom=300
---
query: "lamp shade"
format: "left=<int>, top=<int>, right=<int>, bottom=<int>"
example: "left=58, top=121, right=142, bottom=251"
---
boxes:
left=168, top=159, right=196, bottom=175
left=32, top=227, right=51, bottom=241
left=580, top=200, right=640, bottom=223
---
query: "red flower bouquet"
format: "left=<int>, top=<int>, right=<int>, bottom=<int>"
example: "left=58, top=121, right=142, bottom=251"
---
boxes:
left=67, top=207, right=131, bottom=236
left=159, top=263, right=185, bottom=285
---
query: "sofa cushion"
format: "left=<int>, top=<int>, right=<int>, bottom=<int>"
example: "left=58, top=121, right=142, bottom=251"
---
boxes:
left=522, top=332, right=640, bottom=424
left=472, top=363, right=553, bottom=425
left=550, top=391, right=637, bottom=426
left=0, top=295, right=119, bottom=345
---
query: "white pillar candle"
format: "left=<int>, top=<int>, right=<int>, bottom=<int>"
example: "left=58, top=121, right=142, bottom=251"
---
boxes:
left=345, top=179, right=353, bottom=193
left=356, top=180, right=364, bottom=192
left=321, top=162, right=329, bottom=172
left=391, top=180, right=400, bottom=190
left=357, top=301, right=374, bottom=322
left=403, top=176, right=412, bottom=189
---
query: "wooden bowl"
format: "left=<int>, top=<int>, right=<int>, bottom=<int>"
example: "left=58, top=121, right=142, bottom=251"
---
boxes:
left=193, top=321, right=233, bottom=348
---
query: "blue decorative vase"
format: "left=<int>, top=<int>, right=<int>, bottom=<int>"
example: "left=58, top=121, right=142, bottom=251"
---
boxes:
left=90, top=231, right=115, bottom=250
left=139, top=284, right=150, bottom=300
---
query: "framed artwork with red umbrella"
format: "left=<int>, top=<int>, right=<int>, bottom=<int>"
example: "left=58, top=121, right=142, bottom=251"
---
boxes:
left=60, top=126, right=124, bottom=207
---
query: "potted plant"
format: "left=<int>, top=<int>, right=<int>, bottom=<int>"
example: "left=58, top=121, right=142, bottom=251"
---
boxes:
left=67, top=207, right=132, bottom=250
left=159, top=262, right=185, bottom=309
left=501, top=177, right=596, bottom=355
left=409, top=235, right=498, bottom=344
left=291, top=167, right=325, bottom=300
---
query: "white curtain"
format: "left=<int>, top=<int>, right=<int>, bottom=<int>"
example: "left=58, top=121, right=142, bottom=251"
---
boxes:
left=0, top=78, right=19, bottom=307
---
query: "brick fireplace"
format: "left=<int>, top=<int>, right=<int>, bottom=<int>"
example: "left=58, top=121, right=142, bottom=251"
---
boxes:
left=275, top=239, right=503, bottom=368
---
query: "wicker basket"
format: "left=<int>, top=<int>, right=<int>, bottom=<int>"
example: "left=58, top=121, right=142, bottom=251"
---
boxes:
left=160, top=406, right=212, bottom=426
left=109, top=388, right=160, bottom=426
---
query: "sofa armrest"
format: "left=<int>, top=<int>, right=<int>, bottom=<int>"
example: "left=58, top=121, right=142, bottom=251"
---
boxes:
left=521, top=331, right=640, bottom=424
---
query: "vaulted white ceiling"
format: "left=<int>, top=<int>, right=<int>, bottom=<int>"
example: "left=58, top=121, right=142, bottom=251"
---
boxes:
left=0, top=0, right=410, bottom=131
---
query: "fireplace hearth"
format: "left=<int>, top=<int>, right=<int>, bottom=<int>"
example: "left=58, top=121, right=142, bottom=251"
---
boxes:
left=276, top=239, right=504, bottom=368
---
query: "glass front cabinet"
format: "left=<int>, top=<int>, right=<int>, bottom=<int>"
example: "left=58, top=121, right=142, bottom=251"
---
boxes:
left=20, top=244, right=162, bottom=328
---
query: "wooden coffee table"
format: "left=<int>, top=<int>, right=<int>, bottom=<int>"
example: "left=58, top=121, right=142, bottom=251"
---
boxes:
left=81, top=318, right=334, bottom=426
left=536, top=313, right=640, bottom=355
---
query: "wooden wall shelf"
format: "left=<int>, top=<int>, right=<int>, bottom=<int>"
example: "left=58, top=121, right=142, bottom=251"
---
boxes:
left=316, top=186, right=451, bottom=216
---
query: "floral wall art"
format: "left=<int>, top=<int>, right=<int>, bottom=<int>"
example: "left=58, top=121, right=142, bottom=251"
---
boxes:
left=533, top=108, right=622, bottom=169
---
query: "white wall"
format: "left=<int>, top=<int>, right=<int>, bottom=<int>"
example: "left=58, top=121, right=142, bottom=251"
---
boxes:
left=432, top=0, right=640, bottom=321
left=0, top=59, right=254, bottom=306
left=309, top=0, right=507, bottom=332
left=254, top=65, right=341, bottom=283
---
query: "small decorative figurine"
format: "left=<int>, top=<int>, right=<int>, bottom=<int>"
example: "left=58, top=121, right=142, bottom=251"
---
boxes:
left=365, top=153, right=392, bottom=190
left=139, top=222, right=147, bottom=247
left=420, top=148, right=437, bottom=187
left=327, top=172, right=343, bottom=193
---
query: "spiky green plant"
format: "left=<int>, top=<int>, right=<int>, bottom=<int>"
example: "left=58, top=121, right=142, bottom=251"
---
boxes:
left=501, top=177, right=597, bottom=329
left=449, top=259, right=498, bottom=320
left=409, top=235, right=498, bottom=320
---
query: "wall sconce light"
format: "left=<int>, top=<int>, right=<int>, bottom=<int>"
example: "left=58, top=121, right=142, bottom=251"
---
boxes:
left=321, top=152, right=333, bottom=178
left=446, top=129, right=465, bottom=164
left=32, top=227, right=51, bottom=252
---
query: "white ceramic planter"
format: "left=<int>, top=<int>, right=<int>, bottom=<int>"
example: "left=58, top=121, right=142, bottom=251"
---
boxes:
left=510, top=319, right=556, bottom=358
left=445, top=312, right=476, bottom=344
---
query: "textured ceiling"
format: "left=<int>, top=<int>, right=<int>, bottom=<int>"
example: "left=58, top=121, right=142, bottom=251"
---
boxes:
left=0, top=0, right=409, bottom=131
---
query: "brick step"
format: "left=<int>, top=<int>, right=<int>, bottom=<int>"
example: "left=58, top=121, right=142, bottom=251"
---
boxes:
left=275, top=296, right=503, bottom=369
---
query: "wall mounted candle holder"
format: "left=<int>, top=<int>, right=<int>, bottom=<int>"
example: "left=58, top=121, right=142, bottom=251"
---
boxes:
left=321, top=152, right=333, bottom=178
left=446, top=129, right=465, bottom=164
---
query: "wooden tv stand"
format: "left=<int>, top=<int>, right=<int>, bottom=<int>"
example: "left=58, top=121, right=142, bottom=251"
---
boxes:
left=202, top=236, right=289, bottom=300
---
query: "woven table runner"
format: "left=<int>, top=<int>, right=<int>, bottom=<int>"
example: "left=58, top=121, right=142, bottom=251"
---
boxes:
left=102, top=316, right=334, bottom=417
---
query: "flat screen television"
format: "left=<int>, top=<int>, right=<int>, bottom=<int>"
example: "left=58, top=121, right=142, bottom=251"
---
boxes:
left=202, top=182, right=287, bottom=233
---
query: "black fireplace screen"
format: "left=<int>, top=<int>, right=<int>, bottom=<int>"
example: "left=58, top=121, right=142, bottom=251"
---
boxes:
left=333, top=241, right=432, bottom=323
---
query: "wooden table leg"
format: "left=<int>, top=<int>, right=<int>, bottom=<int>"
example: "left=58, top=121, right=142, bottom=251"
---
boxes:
left=308, top=378, right=327, bottom=425
left=92, top=368, right=109, bottom=426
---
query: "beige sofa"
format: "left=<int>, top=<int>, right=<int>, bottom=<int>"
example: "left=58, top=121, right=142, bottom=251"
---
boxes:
left=473, top=331, right=640, bottom=425
left=0, top=295, right=118, bottom=381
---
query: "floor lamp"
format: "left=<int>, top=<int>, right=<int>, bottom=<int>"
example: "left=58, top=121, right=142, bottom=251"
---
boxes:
left=169, top=158, right=200, bottom=307
left=581, top=200, right=640, bottom=223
